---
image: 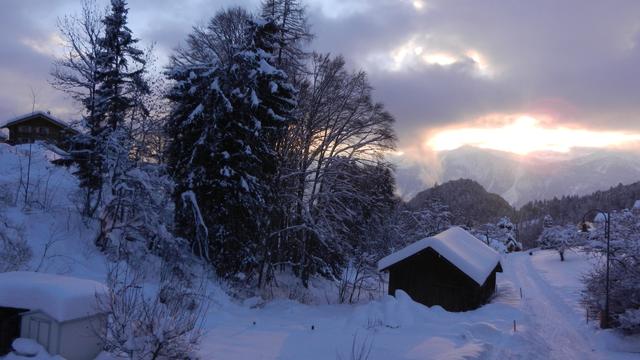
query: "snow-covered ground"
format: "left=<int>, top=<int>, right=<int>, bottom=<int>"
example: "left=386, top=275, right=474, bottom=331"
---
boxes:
left=1, top=144, right=639, bottom=359
left=198, top=251, right=640, bottom=360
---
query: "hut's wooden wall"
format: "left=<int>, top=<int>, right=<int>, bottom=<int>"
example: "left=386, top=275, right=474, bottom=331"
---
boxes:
left=388, top=248, right=498, bottom=312
left=7, top=116, right=75, bottom=147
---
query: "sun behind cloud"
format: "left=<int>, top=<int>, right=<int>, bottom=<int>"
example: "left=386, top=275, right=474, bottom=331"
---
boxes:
left=426, top=115, right=640, bottom=155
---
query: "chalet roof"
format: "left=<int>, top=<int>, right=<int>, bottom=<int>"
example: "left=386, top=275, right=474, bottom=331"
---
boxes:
left=377, top=226, right=502, bottom=285
left=1, top=111, right=78, bottom=133
left=0, top=271, right=108, bottom=322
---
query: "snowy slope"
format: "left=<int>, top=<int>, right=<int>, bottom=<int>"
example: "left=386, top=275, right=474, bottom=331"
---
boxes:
left=0, top=143, right=108, bottom=280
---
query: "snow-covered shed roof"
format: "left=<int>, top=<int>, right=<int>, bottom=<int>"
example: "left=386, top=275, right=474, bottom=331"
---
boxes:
left=377, top=227, right=502, bottom=285
left=1, top=111, right=78, bottom=133
left=0, top=272, right=108, bottom=322
left=594, top=212, right=608, bottom=222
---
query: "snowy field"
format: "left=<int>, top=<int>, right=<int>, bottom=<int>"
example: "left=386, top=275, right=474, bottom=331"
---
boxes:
left=197, top=250, right=640, bottom=360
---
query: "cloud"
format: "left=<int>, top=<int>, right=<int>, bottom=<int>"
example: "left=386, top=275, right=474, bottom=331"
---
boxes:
left=2, top=0, right=640, bottom=161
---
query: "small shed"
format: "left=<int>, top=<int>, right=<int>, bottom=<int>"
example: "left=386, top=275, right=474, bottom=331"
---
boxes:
left=0, top=272, right=108, bottom=359
left=378, top=227, right=503, bottom=312
left=1, top=111, right=78, bottom=149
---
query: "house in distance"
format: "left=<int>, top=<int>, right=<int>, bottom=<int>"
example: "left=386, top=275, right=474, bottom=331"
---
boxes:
left=1, top=111, right=78, bottom=149
left=378, top=226, right=503, bottom=312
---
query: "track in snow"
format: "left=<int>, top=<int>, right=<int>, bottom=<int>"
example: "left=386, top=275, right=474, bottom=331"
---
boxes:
left=501, top=254, right=600, bottom=360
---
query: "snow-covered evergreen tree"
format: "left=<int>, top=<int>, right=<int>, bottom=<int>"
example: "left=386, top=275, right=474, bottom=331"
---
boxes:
left=166, top=19, right=296, bottom=281
left=71, top=0, right=149, bottom=217
left=497, top=217, right=522, bottom=252
left=94, top=0, right=148, bottom=132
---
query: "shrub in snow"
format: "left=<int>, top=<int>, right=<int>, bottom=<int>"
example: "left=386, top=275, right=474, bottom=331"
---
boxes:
left=337, top=333, right=373, bottom=360
left=618, top=309, right=640, bottom=334
left=0, top=212, right=32, bottom=272
left=99, top=263, right=207, bottom=359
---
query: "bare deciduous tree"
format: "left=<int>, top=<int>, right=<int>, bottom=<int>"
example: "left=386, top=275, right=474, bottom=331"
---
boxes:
left=99, top=262, right=207, bottom=359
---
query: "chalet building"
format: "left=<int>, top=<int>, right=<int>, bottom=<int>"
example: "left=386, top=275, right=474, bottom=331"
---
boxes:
left=378, top=227, right=503, bottom=312
left=1, top=111, right=78, bottom=148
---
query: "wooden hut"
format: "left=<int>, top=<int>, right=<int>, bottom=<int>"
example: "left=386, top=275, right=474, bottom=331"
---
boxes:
left=378, top=227, right=503, bottom=312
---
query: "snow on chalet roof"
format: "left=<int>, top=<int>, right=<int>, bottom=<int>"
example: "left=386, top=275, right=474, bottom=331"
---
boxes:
left=0, top=272, right=108, bottom=322
left=1, top=111, right=77, bottom=132
left=377, top=227, right=502, bottom=285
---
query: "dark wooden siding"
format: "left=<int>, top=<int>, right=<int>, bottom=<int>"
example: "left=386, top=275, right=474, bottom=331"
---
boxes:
left=387, top=247, right=498, bottom=312
left=0, top=307, right=28, bottom=355
left=6, top=116, right=75, bottom=148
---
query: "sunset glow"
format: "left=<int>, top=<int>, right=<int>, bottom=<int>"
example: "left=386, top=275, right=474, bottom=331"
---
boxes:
left=427, top=115, right=640, bottom=155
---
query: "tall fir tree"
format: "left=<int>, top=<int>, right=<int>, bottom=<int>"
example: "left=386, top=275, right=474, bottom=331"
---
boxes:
left=75, top=0, right=148, bottom=217
left=166, top=19, right=296, bottom=281
left=260, top=0, right=312, bottom=78
left=95, top=0, right=147, bottom=131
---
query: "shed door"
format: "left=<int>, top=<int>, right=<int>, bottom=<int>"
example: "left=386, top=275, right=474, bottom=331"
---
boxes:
left=27, top=317, right=52, bottom=351
left=0, top=307, right=28, bottom=355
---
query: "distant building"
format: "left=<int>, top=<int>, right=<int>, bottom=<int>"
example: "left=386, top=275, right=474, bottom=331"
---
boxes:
left=1, top=111, right=78, bottom=149
left=378, top=227, right=503, bottom=312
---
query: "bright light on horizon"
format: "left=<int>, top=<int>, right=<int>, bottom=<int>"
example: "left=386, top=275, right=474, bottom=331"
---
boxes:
left=427, top=115, right=640, bottom=155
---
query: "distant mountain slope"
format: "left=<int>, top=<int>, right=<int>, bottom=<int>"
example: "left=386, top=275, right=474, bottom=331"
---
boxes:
left=408, top=178, right=515, bottom=226
left=519, top=181, right=640, bottom=225
left=397, top=146, right=640, bottom=207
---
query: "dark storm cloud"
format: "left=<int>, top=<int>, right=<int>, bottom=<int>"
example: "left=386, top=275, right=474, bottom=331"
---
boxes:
left=308, top=0, right=640, bottom=142
left=2, top=0, right=640, bottom=143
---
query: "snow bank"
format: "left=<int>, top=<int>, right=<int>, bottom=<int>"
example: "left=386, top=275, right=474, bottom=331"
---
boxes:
left=0, top=271, right=108, bottom=322
left=3, top=338, right=64, bottom=360
left=378, top=226, right=501, bottom=285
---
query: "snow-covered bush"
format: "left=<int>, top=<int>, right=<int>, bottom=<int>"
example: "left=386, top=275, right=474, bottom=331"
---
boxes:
left=99, top=263, right=207, bottom=359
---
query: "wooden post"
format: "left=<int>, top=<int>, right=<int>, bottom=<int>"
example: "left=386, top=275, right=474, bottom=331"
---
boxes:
left=519, top=288, right=523, bottom=299
left=513, top=320, right=516, bottom=332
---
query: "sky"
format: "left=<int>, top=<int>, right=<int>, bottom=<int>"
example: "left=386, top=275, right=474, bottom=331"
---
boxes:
left=2, top=0, right=640, bottom=161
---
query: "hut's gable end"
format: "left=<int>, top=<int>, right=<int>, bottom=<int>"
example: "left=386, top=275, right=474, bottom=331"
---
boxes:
left=387, top=248, right=492, bottom=311
left=390, top=248, right=481, bottom=289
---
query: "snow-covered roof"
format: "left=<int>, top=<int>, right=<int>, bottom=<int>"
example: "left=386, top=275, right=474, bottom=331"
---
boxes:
left=633, top=200, right=640, bottom=209
left=1, top=111, right=77, bottom=132
left=377, top=227, right=502, bottom=285
left=594, top=213, right=608, bottom=222
left=0, top=271, right=108, bottom=322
